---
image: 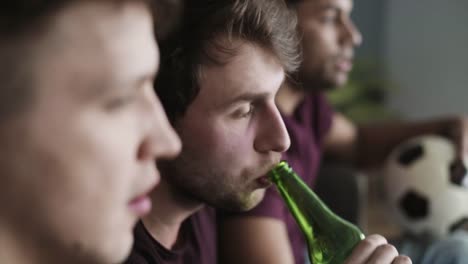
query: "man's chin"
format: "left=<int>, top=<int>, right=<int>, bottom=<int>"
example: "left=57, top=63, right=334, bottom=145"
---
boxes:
left=297, top=72, right=346, bottom=92
left=333, top=72, right=350, bottom=88
left=240, top=189, right=266, bottom=211
left=217, top=189, right=266, bottom=212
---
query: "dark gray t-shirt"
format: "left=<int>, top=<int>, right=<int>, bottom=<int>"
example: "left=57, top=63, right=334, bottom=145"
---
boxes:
left=125, top=206, right=217, bottom=264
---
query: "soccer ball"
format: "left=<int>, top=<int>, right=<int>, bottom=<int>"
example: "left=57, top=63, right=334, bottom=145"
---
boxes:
left=383, top=135, right=468, bottom=238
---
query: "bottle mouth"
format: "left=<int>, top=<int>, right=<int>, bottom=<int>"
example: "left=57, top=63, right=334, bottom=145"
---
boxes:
left=268, top=161, right=291, bottom=182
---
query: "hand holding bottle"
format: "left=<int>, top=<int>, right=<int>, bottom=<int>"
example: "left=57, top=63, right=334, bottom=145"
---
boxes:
left=344, top=234, right=411, bottom=264
left=269, top=162, right=412, bottom=264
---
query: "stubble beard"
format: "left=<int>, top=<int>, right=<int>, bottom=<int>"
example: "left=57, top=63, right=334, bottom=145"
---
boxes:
left=296, top=62, right=347, bottom=92
left=160, top=156, right=259, bottom=212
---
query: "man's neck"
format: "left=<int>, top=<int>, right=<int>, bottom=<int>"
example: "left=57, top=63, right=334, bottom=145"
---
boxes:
left=142, top=179, right=203, bottom=250
left=275, top=84, right=306, bottom=116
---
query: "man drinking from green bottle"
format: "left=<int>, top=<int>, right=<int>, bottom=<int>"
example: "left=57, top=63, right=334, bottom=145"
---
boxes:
left=218, top=0, right=468, bottom=263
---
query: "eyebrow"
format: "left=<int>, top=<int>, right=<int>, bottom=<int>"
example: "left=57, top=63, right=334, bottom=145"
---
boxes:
left=226, top=91, right=271, bottom=106
left=82, top=71, right=156, bottom=101
left=224, top=77, right=287, bottom=107
left=318, top=1, right=354, bottom=14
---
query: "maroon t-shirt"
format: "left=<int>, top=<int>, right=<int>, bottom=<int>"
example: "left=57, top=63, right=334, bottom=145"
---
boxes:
left=220, top=93, right=334, bottom=264
left=125, top=206, right=217, bottom=264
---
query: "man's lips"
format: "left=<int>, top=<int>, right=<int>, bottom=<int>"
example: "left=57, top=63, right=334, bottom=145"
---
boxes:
left=128, top=170, right=159, bottom=216
left=253, top=160, right=281, bottom=188
left=336, top=59, right=352, bottom=73
left=255, top=175, right=272, bottom=188
left=129, top=194, right=152, bottom=216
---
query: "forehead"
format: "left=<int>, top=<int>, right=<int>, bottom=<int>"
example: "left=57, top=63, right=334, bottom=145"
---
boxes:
left=298, top=0, right=353, bottom=12
left=35, top=1, right=157, bottom=94
left=194, top=39, right=285, bottom=109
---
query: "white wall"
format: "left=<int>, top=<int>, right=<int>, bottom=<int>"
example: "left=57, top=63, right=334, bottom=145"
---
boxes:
left=384, top=0, right=468, bottom=119
left=353, top=0, right=385, bottom=59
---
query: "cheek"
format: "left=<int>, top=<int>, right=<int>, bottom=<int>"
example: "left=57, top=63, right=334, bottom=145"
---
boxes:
left=73, top=124, right=138, bottom=200
left=32, top=112, right=139, bottom=212
left=3, top=135, right=129, bottom=249
left=195, top=126, right=252, bottom=162
left=302, top=25, right=335, bottom=53
left=28, top=123, right=138, bottom=251
left=37, top=131, right=131, bottom=209
left=7, top=96, right=142, bottom=255
left=177, top=115, right=258, bottom=185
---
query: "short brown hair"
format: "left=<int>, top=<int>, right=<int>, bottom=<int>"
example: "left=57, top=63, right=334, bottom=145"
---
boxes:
left=155, top=0, right=301, bottom=122
left=0, top=1, right=63, bottom=121
left=0, top=0, right=180, bottom=122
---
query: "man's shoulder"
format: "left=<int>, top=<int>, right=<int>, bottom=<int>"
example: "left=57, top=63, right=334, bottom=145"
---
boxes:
left=189, top=207, right=218, bottom=263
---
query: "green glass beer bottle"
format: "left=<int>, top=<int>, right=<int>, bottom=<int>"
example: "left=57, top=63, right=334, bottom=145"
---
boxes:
left=268, top=161, right=365, bottom=264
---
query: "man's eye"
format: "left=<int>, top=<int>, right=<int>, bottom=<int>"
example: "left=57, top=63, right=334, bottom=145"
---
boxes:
left=233, top=103, right=255, bottom=118
left=105, top=94, right=136, bottom=111
left=321, top=15, right=337, bottom=24
left=240, top=104, right=255, bottom=118
left=320, top=11, right=338, bottom=24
